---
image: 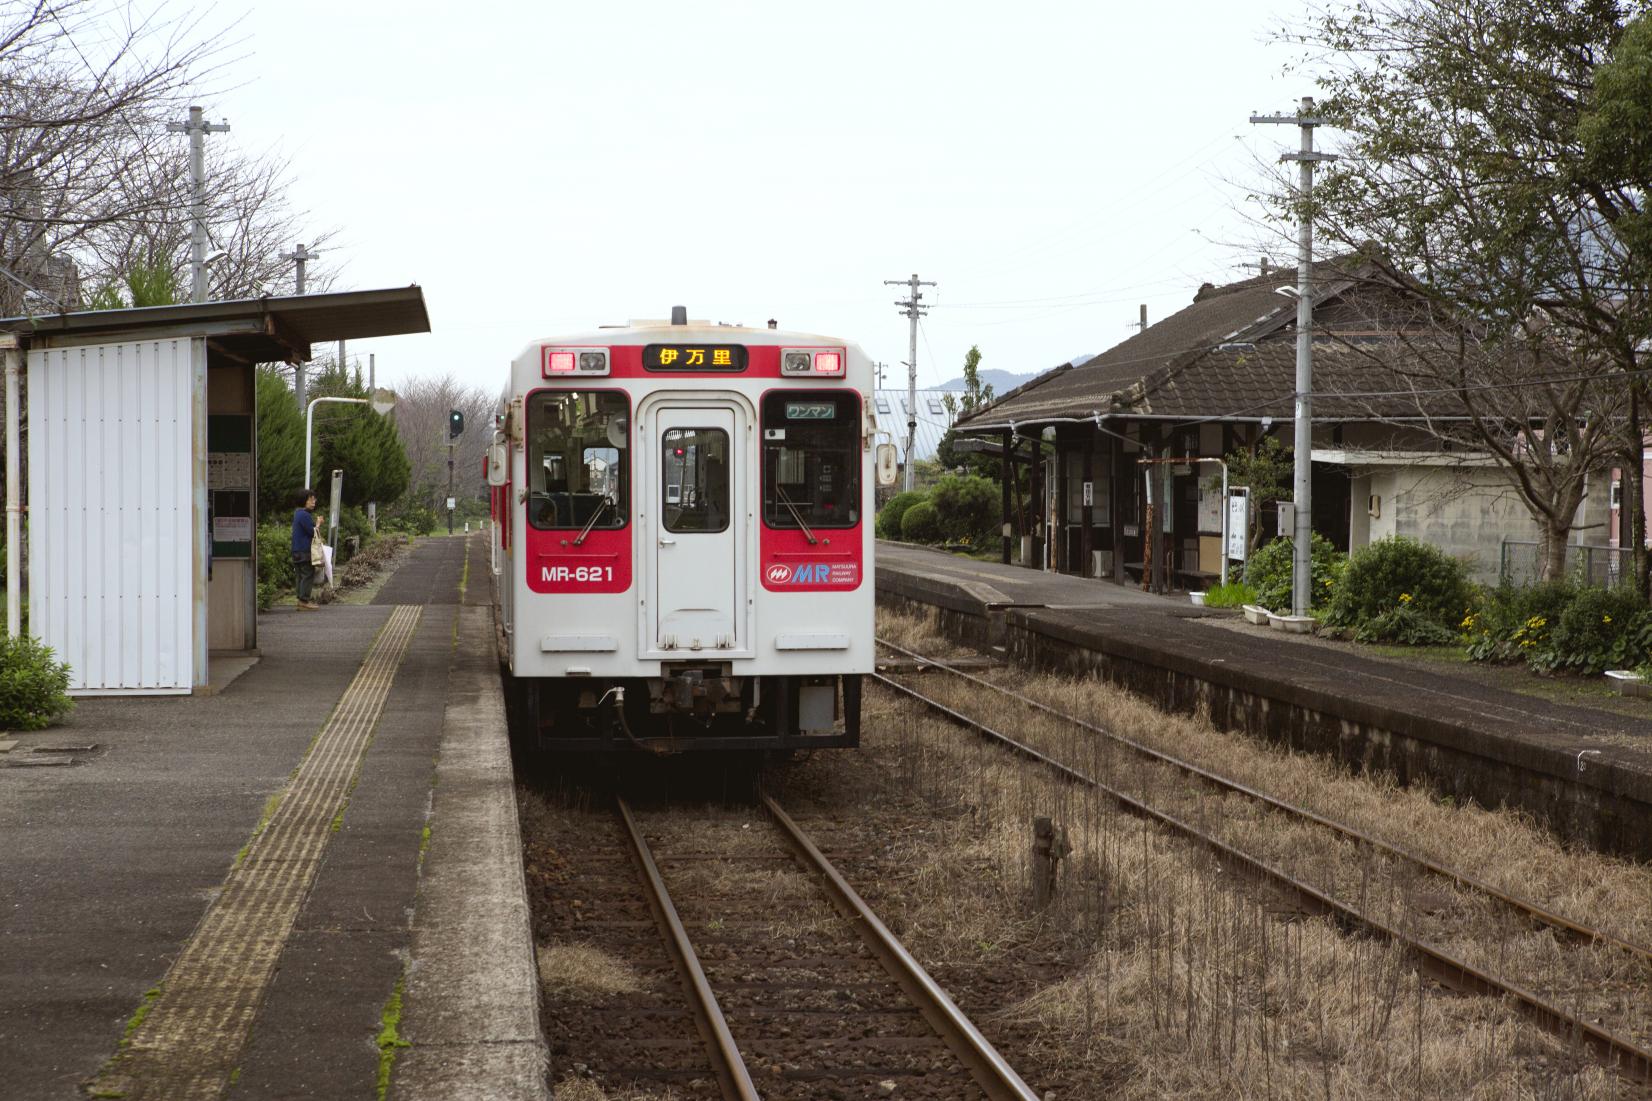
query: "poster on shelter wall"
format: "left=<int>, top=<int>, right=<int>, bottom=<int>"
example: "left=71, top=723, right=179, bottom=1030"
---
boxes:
left=1198, top=476, right=1223, bottom=534
left=1065, top=458, right=1109, bottom=525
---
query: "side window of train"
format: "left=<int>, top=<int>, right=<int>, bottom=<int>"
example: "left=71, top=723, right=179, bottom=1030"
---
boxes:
left=525, top=390, right=629, bottom=530
left=661, top=428, right=730, bottom=534
left=760, top=391, right=860, bottom=530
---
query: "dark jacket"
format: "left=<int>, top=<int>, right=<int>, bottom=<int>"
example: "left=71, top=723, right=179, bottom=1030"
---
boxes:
left=291, top=507, right=316, bottom=557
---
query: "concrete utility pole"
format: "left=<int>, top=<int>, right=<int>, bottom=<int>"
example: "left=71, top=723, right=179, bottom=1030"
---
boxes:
left=283, top=242, right=322, bottom=411
left=883, top=273, right=935, bottom=491
left=166, top=106, right=230, bottom=304
left=1251, top=97, right=1335, bottom=618
left=1128, top=304, right=1148, bottom=335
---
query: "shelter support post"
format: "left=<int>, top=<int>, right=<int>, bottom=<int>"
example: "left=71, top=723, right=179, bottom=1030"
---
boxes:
left=1080, top=432, right=1094, bottom=578
left=3, top=336, right=19, bottom=639
left=1001, top=430, right=1012, bottom=564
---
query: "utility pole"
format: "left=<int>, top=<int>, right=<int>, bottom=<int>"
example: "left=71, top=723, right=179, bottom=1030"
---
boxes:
left=166, top=106, right=230, bottom=304
left=283, top=242, right=321, bottom=411
left=1127, top=304, right=1147, bottom=335
left=1251, top=97, right=1336, bottom=619
left=873, top=361, right=887, bottom=390
left=883, top=273, right=935, bottom=491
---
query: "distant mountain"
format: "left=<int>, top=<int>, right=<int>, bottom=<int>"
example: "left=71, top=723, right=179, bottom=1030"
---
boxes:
left=933, top=359, right=1090, bottom=393
left=935, top=368, right=1039, bottom=393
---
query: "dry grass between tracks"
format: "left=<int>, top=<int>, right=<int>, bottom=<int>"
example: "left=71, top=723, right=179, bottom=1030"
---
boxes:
left=536, top=943, right=647, bottom=999
left=857, top=607, right=1643, bottom=1098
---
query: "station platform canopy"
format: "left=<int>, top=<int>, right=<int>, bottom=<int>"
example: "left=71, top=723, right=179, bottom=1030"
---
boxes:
left=2, top=285, right=432, bottom=695
left=0, top=285, right=430, bottom=360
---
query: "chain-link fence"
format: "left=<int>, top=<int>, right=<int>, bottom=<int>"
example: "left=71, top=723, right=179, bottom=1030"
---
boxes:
left=1498, top=539, right=1626, bottom=587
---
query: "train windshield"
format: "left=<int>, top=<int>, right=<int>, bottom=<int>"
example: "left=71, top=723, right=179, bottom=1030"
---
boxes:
left=761, top=391, right=859, bottom=530
left=526, top=390, right=628, bottom=530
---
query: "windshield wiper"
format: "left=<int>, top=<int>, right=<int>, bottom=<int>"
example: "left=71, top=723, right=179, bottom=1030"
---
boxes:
left=573, top=496, right=612, bottom=546
left=776, top=489, right=817, bottom=545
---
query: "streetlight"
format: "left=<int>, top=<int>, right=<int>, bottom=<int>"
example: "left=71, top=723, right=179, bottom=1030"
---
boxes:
left=305, top=388, right=396, bottom=488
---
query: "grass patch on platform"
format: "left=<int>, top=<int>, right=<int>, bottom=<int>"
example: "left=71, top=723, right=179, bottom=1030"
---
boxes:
left=375, top=975, right=411, bottom=1100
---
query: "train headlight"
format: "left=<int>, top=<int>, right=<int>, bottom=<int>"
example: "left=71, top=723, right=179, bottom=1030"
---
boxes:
left=782, top=350, right=813, bottom=375
left=578, top=351, right=608, bottom=373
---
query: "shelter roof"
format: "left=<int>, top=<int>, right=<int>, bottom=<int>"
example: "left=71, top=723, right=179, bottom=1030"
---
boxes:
left=0, top=286, right=430, bottom=363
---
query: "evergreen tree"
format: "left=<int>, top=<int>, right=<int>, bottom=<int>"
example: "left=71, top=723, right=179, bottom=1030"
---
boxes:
left=255, top=365, right=303, bottom=514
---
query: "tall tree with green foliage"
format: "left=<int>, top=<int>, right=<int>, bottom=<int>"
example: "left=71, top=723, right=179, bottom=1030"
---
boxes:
left=255, top=366, right=304, bottom=514
left=1278, top=0, right=1647, bottom=582
left=306, top=359, right=410, bottom=507
left=959, top=344, right=994, bottom=414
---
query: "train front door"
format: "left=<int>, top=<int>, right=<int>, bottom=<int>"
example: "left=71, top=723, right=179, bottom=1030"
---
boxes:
left=651, top=404, right=742, bottom=652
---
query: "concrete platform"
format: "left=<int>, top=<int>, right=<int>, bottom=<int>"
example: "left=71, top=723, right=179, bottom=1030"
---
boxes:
left=876, top=541, right=1652, bottom=861
left=0, top=534, right=546, bottom=1100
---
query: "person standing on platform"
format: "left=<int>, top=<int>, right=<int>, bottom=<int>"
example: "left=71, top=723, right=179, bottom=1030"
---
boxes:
left=291, top=489, right=320, bottom=610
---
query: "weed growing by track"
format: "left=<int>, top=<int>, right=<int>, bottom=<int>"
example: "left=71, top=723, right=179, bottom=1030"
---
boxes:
left=844, top=607, right=1641, bottom=1098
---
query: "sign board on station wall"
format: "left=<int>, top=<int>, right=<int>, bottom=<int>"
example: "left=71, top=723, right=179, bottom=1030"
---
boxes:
left=1226, top=495, right=1249, bottom=561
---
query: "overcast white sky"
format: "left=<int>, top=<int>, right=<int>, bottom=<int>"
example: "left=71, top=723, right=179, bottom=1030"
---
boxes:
left=208, top=0, right=1320, bottom=391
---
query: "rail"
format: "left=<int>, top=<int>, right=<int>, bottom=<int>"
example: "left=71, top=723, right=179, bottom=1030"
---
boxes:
left=616, top=797, right=760, bottom=1101
left=762, top=794, right=1043, bottom=1101
left=871, top=642, right=1652, bottom=1083
left=619, top=792, right=1042, bottom=1101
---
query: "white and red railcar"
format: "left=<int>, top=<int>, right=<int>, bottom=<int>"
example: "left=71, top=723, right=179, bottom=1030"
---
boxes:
left=488, top=308, right=893, bottom=751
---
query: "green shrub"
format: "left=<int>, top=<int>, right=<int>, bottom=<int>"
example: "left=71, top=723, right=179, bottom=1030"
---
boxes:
left=928, top=474, right=999, bottom=544
left=877, top=491, right=927, bottom=541
left=1248, top=533, right=1345, bottom=612
left=1545, top=586, right=1652, bottom=675
left=256, top=522, right=297, bottom=612
left=1327, top=537, right=1473, bottom=635
left=380, top=503, right=439, bottom=536
left=334, top=505, right=376, bottom=562
left=1201, top=581, right=1257, bottom=608
left=1465, top=581, right=1575, bottom=665
left=0, top=634, right=73, bottom=730
left=1353, top=603, right=1462, bottom=646
left=900, top=500, right=943, bottom=543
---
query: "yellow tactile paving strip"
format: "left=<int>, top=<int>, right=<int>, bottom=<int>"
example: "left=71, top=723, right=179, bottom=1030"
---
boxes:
left=92, top=605, right=423, bottom=1100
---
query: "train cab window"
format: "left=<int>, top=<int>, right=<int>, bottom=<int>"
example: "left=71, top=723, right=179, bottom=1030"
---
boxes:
left=761, top=391, right=860, bottom=531
left=662, top=428, right=729, bottom=533
left=526, top=390, right=628, bottom=530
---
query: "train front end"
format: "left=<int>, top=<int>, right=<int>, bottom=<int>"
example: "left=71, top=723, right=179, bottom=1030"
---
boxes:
left=491, top=314, right=892, bottom=751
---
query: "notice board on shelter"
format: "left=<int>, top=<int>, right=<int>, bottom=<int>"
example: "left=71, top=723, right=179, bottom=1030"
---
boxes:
left=208, top=414, right=254, bottom=559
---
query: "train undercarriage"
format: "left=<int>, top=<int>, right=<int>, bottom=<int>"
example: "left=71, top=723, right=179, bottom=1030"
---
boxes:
left=511, top=666, right=862, bottom=752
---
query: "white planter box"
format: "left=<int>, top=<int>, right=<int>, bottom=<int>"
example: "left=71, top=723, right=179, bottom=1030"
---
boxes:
left=1242, top=604, right=1270, bottom=625
left=1189, top=592, right=1206, bottom=606
left=1605, top=670, right=1652, bottom=698
left=1276, top=614, right=1315, bottom=635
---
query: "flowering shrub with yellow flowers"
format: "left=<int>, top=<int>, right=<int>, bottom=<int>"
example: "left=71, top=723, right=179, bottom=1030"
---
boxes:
left=1467, top=581, right=1652, bottom=674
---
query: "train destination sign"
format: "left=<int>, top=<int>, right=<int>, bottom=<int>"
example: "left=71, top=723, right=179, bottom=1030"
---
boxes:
left=642, top=343, right=747, bottom=371
left=785, top=402, right=836, bottom=420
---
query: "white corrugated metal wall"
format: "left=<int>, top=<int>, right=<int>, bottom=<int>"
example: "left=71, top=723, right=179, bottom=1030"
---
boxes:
left=28, top=339, right=199, bottom=693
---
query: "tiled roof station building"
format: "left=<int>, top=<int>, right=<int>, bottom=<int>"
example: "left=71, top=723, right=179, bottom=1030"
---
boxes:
left=951, top=258, right=1610, bottom=589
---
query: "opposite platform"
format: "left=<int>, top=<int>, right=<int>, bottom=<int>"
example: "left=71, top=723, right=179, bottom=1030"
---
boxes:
left=877, top=540, right=1652, bottom=860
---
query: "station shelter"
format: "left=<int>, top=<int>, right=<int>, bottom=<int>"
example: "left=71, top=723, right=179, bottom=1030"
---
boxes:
left=1, top=287, right=430, bottom=694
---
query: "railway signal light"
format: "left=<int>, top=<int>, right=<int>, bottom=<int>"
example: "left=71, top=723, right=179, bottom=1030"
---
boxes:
left=449, top=409, right=464, bottom=439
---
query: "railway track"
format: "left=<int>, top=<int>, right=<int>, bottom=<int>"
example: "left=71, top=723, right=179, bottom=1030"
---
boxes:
left=622, top=794, right=1040, bottom=1101
left=874, top=635, right=1652, bottom=1086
